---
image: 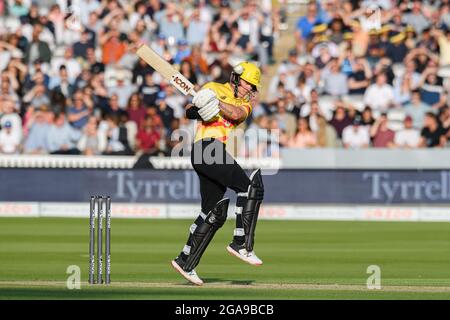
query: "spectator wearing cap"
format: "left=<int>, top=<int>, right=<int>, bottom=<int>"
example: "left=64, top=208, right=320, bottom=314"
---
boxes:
left=0, top=97, right=22, bottom=140
left=386, top=32, right=408, bottom=64
left=174, top=40, right=191, bottom=65
left=394, top=115, right=420, bottom=148
left=0, top=120, right=21, bottom=154
left=155, top=91, right=175, bottom=130
left=370, top=113, right=396, bottom=148
left=295, top=2, right=323, bottom=52
left=403, top=89, right=430, bottom=129
left=342, top=117, right=370, bottom=148
left=363, top=72, right=394, bottom=112
left=321, top=58, right=348, bottom=97
left=419, top=112, right=447, bottom=148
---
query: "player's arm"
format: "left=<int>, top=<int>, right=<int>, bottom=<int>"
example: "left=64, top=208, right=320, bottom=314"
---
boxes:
left=218, top=101, right=249, bottom=123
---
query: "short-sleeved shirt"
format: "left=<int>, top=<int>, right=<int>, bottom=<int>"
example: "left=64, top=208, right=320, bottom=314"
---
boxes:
left=194, top=82, right=251, bottom=144
left=421, top=126, right=447, bottom=147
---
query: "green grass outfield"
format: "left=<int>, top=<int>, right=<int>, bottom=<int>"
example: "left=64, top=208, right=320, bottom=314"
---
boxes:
left=1, top=217, right=450, bottom=299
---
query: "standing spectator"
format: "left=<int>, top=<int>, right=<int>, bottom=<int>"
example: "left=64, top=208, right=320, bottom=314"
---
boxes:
left=295, top=2, right=322, bottom=53
left=186, top=9, right=209, bottom=46
left=370, top=113, right=396, bottom=148
left=419, top=112, right=447, bottom=148
left=363, top=72, right=394, bottom=112
left=46, top=113, right=82, bottom=154
left=394, top=115, right=420, bottom=148
left=342, top=118, right=370, bottom=148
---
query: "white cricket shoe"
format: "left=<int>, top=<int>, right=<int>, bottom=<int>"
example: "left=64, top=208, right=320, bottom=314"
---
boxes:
left=226, top=243, right=263, bottom=266
left=171, top=259, right=204, bottom=286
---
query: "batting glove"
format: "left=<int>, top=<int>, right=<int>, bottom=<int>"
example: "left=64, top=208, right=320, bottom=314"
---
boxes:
left=192, top=88, right=217, bottom=109
left=198, top=99, right=220, bottom=122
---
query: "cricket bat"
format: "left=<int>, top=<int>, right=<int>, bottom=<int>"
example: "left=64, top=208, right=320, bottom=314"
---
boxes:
left=136, top=44, right=197, bottom=96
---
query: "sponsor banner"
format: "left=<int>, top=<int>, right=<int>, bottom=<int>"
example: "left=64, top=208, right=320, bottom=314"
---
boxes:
left=1, top=202, right=449, bottom=222
left=0, top=202, right=39, bottom=217
left=1, top=169, right=450, bottom=204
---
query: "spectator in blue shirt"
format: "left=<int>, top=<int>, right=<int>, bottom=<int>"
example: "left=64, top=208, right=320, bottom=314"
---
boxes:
left=47, top=113, right=82, bottom=154
left=295, top=2, right=322, bottom=47
left=67, top=90, right=91, bottom=130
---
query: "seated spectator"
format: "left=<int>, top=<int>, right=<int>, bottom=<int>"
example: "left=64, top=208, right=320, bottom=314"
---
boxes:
left=363, top=72, right=394, bottom=112
left=419, top=112, right=447, bottom=148
left=126, top=93, right=147, bottom=128
left=23, top=84, right=50, bottom=109
left=0, top=121, right=21, bottom=154
left=73, top=29, right=94, bottom=59
left=347, top=57, right=372, bottom=95
left=321, top=58, right=348, bottom=96
left=386, top=32, right=408, bottom=64
left=47, top=113, right=82, bottom=154
left=342, top=118, right=370, bottom=148
left=107, top=71, right=137, bottom=110
left=361, top=106, right=375, bottom=126
left=139, top=72, right=160, bottom=107
left=24, top=24, right=52, bottom=64
left=77, top=116, right=107, bottom=155
left=50, top=65, right=76, bottom=99
left=403, top=89, right=430, bottom=129
left=393, top=60, right=421, bottom=105
left=23, top=106, right=52, bottom=154
left=101, top=113, right=133, bottom=155
left=417, top=65, right=445, bottom=107
left=328, top=103, right=352, bottom=139
left=0, top=97, right=22, bottom=142
left=67, top=90, right=91, bottom=130
left=285, top=117, right=317, bottom=148
left=179, top=60, right=198, bottom=86
left=316, top=115, right=338, bottom=148
left=155, top=94, right=175, bottom=130
left=273, top=98, right=297, bottom=138
left=370, top=113, right=396, bottom=148
left=394, top=115, right=420, bottom=148
left=136, top=116, right=161, bottom=156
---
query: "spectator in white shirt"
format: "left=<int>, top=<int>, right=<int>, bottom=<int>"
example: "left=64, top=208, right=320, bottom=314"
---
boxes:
left=394, top=115, right=420, bottom=148
left=342, top=117, right=370, bottom=148
left=0, top=121, right=21, bottom=154
left=364, top=72, right=395, bottom=112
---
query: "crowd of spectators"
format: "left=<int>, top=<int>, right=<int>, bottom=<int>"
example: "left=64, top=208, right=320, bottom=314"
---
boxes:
left=0, top=0, right=449, bottom=158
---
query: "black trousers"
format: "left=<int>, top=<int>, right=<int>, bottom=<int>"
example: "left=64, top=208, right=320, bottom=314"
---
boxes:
left=191, top=138, right=251, bottom=214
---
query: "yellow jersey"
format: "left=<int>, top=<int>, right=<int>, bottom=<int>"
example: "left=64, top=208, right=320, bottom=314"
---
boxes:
left=194, top=82, right=252, bottom=144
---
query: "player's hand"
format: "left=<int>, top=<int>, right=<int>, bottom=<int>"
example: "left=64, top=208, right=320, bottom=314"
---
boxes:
left=198, top=99, right=220, bottom=122
left=192, top=88, right=217, bottom=109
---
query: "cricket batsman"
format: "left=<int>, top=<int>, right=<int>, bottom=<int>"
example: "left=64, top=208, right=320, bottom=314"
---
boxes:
left=171, top=60, right=265, bottom=285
